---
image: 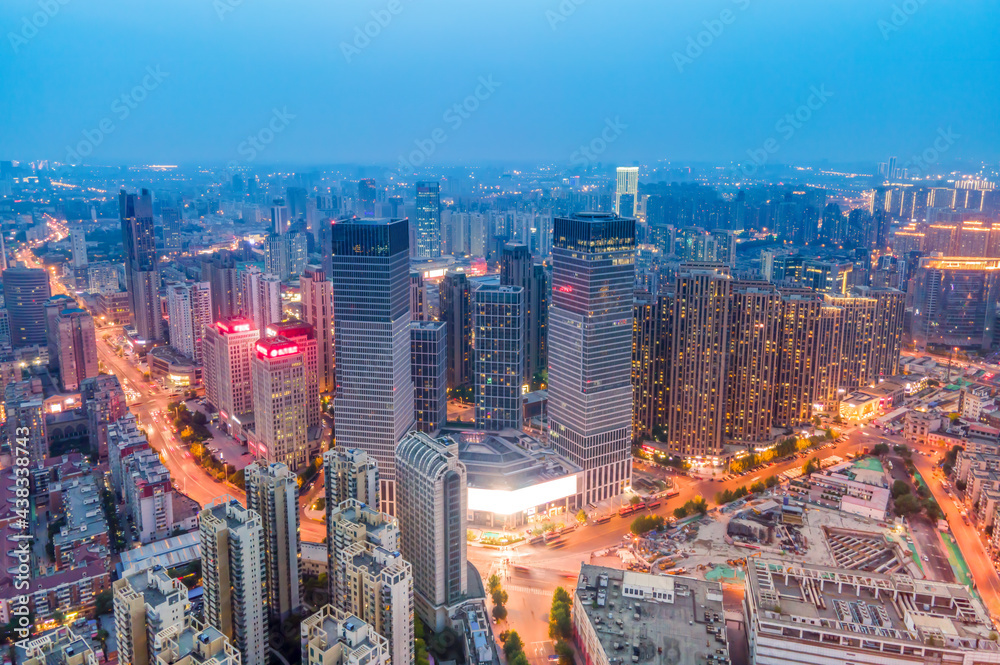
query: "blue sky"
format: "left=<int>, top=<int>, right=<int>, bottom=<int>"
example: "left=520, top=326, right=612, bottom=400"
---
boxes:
left=1, top=0, right=997, bottom=167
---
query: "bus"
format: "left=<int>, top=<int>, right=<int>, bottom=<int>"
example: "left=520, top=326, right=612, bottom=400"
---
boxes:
left=619, top=504, right=638, bottom=517
left=664, top=488, right=680, bottom=499
left=645, top=499, right=662, bottom=510
left=594, top=515, right=612, bottom=525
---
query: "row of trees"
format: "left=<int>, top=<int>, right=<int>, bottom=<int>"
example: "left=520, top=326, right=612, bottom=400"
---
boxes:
left=488, top=574, right=509, bottom=620
left=715, top=475, right=780, bottom=505
left=549, top=588, right=575, bottom=665
left=629, top=514, right=665, bottom=535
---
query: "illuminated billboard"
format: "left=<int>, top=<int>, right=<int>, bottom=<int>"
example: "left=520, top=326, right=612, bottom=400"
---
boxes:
left=467, top=474, right=578, bottom=515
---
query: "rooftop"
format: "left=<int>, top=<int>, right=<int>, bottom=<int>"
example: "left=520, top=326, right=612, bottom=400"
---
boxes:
left=576, top=564, right=728, bottom=665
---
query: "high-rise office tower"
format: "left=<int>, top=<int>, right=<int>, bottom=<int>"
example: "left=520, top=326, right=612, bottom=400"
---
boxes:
left=270, top=198, right=290, bottom=235
left=548, top=212, right=636, bottom=506
left=301, top=606, right=391, bottom=665
left=300, top=269, right=335, bottom=394
left=87, top=261, right=121, bottom=295
left=824, top=293, right=876, bottom=390
left=113, top=566, right=188, bottom=665
left=0, top=309, right=9, bottom=347
left=244, top=462, right=302, bottom=623
left=70, top=228, right=88, bottom=289
left=203, top=318, right=259, bottom=431
left=395, top=431, right=468, bottom=631
left=330, top=218, right=414, bottom=515
left=410, top=320, right=448, bottom=434
left=615, top=167, right=639, bottom=217
left=240, top=267, right=282, bottom=333
left=500, top=243, right=549, bottom=383
left=287, top=232, right=309, bottom=279
left=120, top=189, right=164, bottom=342
left=440, top=272, right=473, bottom=391
left=161, top=206, right=182, bottom=253
left=323, top=448, right=380, bottom=510
left=45, top=294, right=76, bottom=372
left=727, top=283, right=782, bottom=443
left=266, top=319, right=320, bottom=430
left=911, top=257, right=999, bottom=350
left=473, top=284, right=525, bottom=431
left=665, top=269, right=732, bottom=458
left=286, top=186, right=308, bottom=219
left=2, top=265, right=51, bottom=347
left=773, top=295, right=843, bottom=427
left=201, top=251, right=240, bottom=322
left=166, top=282, right=213, bottom=365
left=251, top=336, right=308, bottom=471
left=54, top=308, right=99, bottom=391
left=264, top=233, right=290, bottom=281
left=199, top=497, right=269, bottom=665
left=414, top=182, right=442, bottom=258
left=358, top=179, right=377, bottom=217
left=854, top=286, right=905, bottom=380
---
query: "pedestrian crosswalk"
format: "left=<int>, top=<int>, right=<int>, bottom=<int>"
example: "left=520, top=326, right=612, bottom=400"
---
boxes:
left=508, top=584, right=549, bottom=596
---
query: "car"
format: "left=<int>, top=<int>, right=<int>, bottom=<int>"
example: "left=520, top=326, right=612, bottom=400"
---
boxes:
left=922, top=555, right=929, bottom=562
left=548, top=656, right=560, bottom=662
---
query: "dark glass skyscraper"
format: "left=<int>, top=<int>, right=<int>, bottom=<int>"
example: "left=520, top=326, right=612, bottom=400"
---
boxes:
left=547, top=212, right=636, bottom=506
left=120, top=189, right=163, bottom=342
left=2, top=265, right=50, bottom=348
left=330, top=218, right=414, bottom=515
left=358, top=179, right=377, bottom=217
left=414, top=181, right=442, bottom=259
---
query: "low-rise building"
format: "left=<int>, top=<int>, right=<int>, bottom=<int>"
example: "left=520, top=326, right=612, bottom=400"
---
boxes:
left=745, top=558, right=1000, bottom=664
left=16, top=627, right=97, bottom=665
left=574, top=564, right=728, bottom=665
left=114, top=565, right=189, bottom=665
left=152, top=617, right=241, bottom=665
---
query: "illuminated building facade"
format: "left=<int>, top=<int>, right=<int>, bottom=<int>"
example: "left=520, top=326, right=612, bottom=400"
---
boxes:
left=548, top=212, right=636, bottom=506
left=203, top=318, right=259, bottom=433
left=473, top=283, right=524, bottom=431
left=911, top=257, right=1000, bottom=350
left=250, top=336, right=308, bottom=470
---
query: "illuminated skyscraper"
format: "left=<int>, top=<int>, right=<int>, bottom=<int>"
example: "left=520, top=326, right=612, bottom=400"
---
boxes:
left=548, top=212, right=635, bottom=506
left=664, top=269, right=732, bottom=458
left=473, top=283, right=524, bottom=431
left=240, top=267, right=281, bottom=333
left=203, top=318, right=259, bottom=431
left=251, top=336, right=308, bottom=471
left=3, top=265, right=50, bottom=348
left=120, top=189, right=163, bottom=342
left=414, top=181, right=442, bottom=259
left=411, top=320, right=447, bottom=434
left=266, top=319, right=320, bottom=430
left=500, top=242, right=548, bottom=383
left=615, top=167, right=639, bottom=217
left=726, top=283, right=782, bottom=443
left=330, top=218, right=414, bottom=514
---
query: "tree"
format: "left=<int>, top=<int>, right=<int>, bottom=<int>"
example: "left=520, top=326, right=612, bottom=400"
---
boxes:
left=750, top=480, right=766, bottom=494
left=492, top=589, right=509, bottom=608
left=511, top=653, right=531, bottom=665
left=492, top=604, right=508, bottom=620
left=803, top=458, right=820, bottom=475
left=923, top=499, right=943, bottom=522
left=765, top=475, right=779, bottom=488
left=891, top=480, right=911, bottom=499
left=555, top=640, right=576, bottom=665
left=488, top=574, right=501, bottom=595
left=553, top=587, right=571, bottom=605
left=576, top=509, right=588, bottom=525
left=630, top=515, right=665, bottom=535
left=503, top=631, right=525, bottom=660
left=52, top=610, right=65, bottom=624
left=894, top=493, right=921, bottom=517
left=415, top=639, right=430, bottom=665
left=956, top=479, right=967, bottom=492
left=673, top=506, right=688, bottom=519
left=629, top=495, right=642, bottom=505
left=549, top=588, right=573, bottom=640
left=94, top=588, right=113, bottom=615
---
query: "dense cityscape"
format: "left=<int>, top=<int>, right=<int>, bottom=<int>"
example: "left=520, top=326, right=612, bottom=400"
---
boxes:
left=3, top=3, right=1000, bottom=665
